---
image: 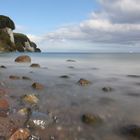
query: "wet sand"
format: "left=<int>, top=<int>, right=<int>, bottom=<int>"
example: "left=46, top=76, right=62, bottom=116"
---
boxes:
left=0, top=53, right=140, bottom=139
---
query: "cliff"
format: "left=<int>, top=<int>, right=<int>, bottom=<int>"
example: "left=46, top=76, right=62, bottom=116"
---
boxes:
left=0, top=15, right=41, bottom=52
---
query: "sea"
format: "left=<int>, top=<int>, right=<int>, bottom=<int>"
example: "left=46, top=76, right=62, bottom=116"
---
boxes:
left=0, top=52, right=140, bottom=140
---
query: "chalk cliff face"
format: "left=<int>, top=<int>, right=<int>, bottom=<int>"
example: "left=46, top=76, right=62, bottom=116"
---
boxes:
left=3, top=27, right=15, bottom=43
left=0, top=15, right=41, bottom=52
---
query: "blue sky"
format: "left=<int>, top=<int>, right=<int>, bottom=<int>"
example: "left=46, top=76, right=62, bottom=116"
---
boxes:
left=1, top=0, right=140, bottom=52
left=0, top=0, right=98, bottom=34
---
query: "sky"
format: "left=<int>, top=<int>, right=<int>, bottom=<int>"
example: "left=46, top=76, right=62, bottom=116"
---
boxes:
left=0, top=0, right=140, bottom=52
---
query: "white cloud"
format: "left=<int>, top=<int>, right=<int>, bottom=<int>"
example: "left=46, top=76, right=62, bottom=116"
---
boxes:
left=26, top=0, right=140, bottom=51
left=27, top=34, right=43, bottom=43
left=99, top=0, right=140, bottom=23
left=42, top=0, right=140, bottom=46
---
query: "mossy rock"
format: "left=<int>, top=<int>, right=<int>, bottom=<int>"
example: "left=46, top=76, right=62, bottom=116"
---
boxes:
left=81, top=113, right=102, bottom=125
left=0, top=15, right=15, bottom=30
left=121, top=124, right=140, bottom=138
left=78, top=78, right=91, bottom=86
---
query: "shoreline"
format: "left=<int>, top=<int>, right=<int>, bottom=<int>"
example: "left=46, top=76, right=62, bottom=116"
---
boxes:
left=0, top=53, right=140, bottom=139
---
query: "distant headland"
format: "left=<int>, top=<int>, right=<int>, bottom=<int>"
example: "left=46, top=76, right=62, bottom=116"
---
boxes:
left=0, top=15, right=41, bottom=52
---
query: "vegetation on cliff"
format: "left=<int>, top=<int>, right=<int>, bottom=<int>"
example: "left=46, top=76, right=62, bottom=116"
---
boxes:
left=0, top=15, right=41, bottom=52
left=14, top=33, right=41, bottom=52
left=0, top=15, right=15, bottom=30
left=14, top=33, right=30, bottom=52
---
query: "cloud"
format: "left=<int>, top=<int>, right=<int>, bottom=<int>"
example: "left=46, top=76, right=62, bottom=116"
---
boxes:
left=99, top=0, right=140, bottom=23
left=41, top=0, right=140, bottom=47
left=27, top=34, right=44, bottom=43
left=26, top=0, right=140, bottom=52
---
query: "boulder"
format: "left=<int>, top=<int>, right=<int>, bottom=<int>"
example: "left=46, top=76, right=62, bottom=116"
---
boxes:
left=121, top=124, right=140, bottom=138
left=9, top=128, right=30, bottom=140
left=0, top=99, right=9, bottom=111
left=81, top=113, right=102, bottom=125
left=0, top=65, right=6, bottom=69
left=59, top=75, right=70, bottom=79
left=9, top=75, right=20, bottom=80
left=22, top=76, right=31, bottom=80
left=22, top=94, right=39, bottom=105
left=32, top=82, right=44, bottom=90
left=102, top=87, right=112, bottom=92
left=30, top=63, right=40, bottom=68
left=15, top=55, right=31, bottom=63
left=78, top=78, right=91, bottom=86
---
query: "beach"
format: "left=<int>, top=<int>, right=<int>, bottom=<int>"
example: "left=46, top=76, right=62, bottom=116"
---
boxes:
left=0, top=53, right=140, bottom=139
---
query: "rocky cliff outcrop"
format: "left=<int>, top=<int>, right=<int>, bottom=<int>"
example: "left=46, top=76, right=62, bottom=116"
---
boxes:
left=0, top=15, right=41, bottom=52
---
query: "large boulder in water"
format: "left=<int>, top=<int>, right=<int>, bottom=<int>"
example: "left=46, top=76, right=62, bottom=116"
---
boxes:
left=15, top=55, right=31, bottom=63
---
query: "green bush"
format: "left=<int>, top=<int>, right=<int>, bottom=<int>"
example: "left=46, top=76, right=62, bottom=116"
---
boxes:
left=14, top=33, right=31, bottom=44
left=0, top=15, right=15, bottom=30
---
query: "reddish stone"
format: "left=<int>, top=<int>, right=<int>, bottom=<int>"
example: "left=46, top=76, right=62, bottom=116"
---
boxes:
left=15, top=55, right=31, bottom=63
left=0, top=99, right=9, bottom=111
left=0, top=89, right=6, bottom=96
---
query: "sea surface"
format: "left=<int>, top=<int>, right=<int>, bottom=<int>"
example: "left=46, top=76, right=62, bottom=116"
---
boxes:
left=0, top=52, right=140, bottom=140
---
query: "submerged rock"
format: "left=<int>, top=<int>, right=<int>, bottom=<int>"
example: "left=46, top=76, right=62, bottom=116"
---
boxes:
left=121, top=124, right=140, bottom=138
left=15, top=55, right=31, bottom=63
left=102, top=87, right=112, bottom=92
left=0, top=88, right=7, bottom=96
left=32, top=82, right=44, bottom=90
left=68, top=66, right=74, bottom=69
left=0, top=99, right=9, bottom=117
left=9, top=128, right=30, bottom=140
left=30, top=63, right=40, bottom=68
left=0, top=136, right=6, bottom=140
left=26, top=111, right=53, bottom=130
left=29, top=135, right=41, bottom=140
left=22, top=76, right=31, bottom=80
left=78, top=79, right=91, bottom=86
left=0, top=99, right=9, bottom=111
left=81, top=113, right=102, bottom=125
left=127, top=75, right=140, bottom=78
left=66, top=59, right=76, bottom=62
left=126, top=93, right=140, bottom=97
left=0, top=65, right=6, bottom=69
left=59, top=75, right=70, bottom=79
left=22, top=94, right=39, bottom=105
left=9, top=75, right=20, bottom=80
left=18, top=108, right=31, bottom=116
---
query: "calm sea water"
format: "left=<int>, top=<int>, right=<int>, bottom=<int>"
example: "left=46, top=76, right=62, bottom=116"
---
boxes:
left=0, top=53, right=140, bottom=139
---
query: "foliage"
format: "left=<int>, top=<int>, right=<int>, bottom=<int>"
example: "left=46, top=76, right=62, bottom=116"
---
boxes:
left=0, top=15, right=15, bottom=30
left=14, top=33, right=31, bottom=44
left=30, top=42, right=37, bottom=48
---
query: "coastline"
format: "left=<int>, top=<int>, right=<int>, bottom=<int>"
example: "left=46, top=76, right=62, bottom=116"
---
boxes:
left=0, top=53, right=140, bottom=139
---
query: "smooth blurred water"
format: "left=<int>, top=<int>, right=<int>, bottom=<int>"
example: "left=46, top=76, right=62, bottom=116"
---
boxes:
left=1, top=52, right=140, bottom=140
